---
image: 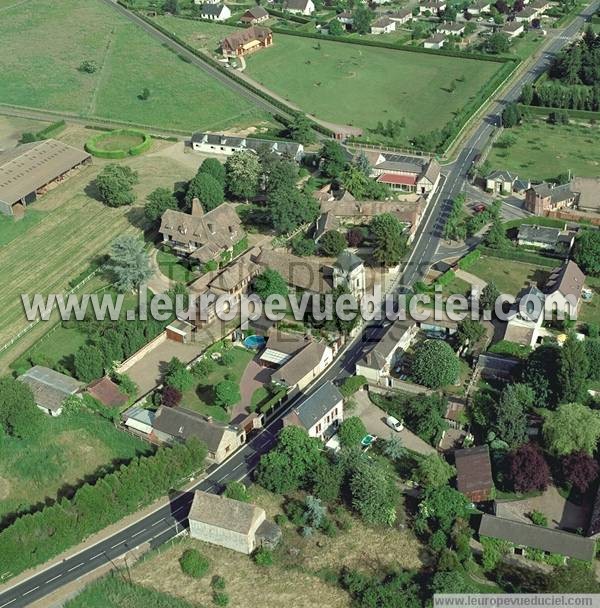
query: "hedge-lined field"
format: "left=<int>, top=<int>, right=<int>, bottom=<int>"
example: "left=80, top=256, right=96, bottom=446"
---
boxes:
left=0, top=0, right=267, bottom=131
left=154, top=16, right=503, bottom=140
left=85, top=129, right=152, bottom=158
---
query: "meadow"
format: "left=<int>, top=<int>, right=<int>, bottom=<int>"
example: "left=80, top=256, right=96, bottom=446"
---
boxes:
left=488, top=119, right=600, bottom=181
left=153, top=17, right=502, bottom=140
left=0, top=0, right=267, bottom=132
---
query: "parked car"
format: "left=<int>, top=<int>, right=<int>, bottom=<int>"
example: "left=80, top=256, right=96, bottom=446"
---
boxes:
left=473, top=203, right=486, bottom=213
left=385, top=416, right=404, bottom=432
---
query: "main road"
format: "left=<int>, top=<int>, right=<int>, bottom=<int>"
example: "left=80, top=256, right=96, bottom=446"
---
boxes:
left=1, top=2, right=598, bottom=606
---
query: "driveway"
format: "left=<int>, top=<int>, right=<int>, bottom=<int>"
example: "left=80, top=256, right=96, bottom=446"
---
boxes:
left=352, top=390, right=436, bottom=456
left=233, top=355, right=273, bottom=420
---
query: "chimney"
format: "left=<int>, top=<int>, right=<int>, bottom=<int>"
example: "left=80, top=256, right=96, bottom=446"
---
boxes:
left=191, top=198, right=204, bottom=217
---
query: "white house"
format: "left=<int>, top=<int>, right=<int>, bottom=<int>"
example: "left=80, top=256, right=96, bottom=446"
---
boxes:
left=420, top=0, right=447, bottom=14
left=388, top=8, right=413, bottom=24
left=438, top=21, right=465, bottom=36
left=486, top=169, right=519, bottom=194
left=502, top=21, right=525, bottom=37
left=283, top=381, right=344, bottom=441
left=191, top=132, right=304, bottom=161
left=423, top=33, right=446, bottom=48
left=515, top=6, right=539, bottom=22
left=285, top=0, right=315, bottom=15
left=371, top=16, right=396, bottom=34
left=333, top=250, right=366, bottom=300
left=272, top=341, right=333, bottom=393
left=336, top=10, right=354, bottom=26
left=200, top=3, right=231, bottom=20
left=468, top=0, right=491, bottom=15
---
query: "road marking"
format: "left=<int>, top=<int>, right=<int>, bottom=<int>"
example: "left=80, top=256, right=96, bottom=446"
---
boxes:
left=45, top=574, right=62, bottom=584
left=22, top=586, right=39, bottom=596
left=172, top=505, right=186, bottom=516
left=0, top=598, right=16, bottom=607
left=89, top=552, right=104, bottom=560
left=131, top=528, right=147, bottom=538
left=110, top=540, right=125, bottom=549
left=151, top=518, right=165, bottom=527
left=67, top=563, right=84, bottom=573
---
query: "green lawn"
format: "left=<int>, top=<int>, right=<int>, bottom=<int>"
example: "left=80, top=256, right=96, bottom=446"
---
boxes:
left=0, top=0, right=267, bottom=132
left=0, top=409, right=151, bottom=520
left=156, top=249, right=198, bottom=284
left=579, top=276, right=600, bottom=327
left=488, top=119, right=600, bottom=182
left=155, top=16, right=502, bottom=139
left=179, top=346, right=253, bottom=421
left=0, top=211, right=45, bottom=247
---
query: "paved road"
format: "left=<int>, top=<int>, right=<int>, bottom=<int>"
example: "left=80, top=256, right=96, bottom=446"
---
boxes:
left=0, top=3, right=598, bottom=606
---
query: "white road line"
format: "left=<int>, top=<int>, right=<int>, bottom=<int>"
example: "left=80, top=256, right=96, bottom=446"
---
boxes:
left=151, top=518, right=165, bottom=527
left=110, top=540, right=125, bottom=549
left=172, top=506, right=186, bottom=516
left=22, top=586, right=39, bottom=596
left=0, top=598, right=16, bottom=607
left=45, top=574, right=62, bottom=584
left=131, top=528, right=147, bottom=538
left=67, top=563, right=84, bottom=573
left=89, top=552, right=104, bottom=560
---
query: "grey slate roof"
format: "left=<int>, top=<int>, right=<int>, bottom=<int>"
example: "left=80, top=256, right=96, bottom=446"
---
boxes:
left=288, top=381, right=343, bottom=430
left=530, top=182, right=576, bottom=205
left=544, top=260, right=585, bottom=300
left=517, top=224, right=561, bottom=245
left=358, top=319, right=415, bottom=370
left=243, top=5, right=268, bottom=18
left=487, top=169, right=518, bottom=182
left=271, top=341, right=327, bottom=387
left=479, top=514, right=596, bottom=561
left=19, top=366, right=82, bottom=413
left=335, top=250, right=363, bottom=273
left=189, top=491, right=263, bottom=535
left=372, top=16, right=395, bottom=28
left=191, top=131, right=302, bottom=159
left=201, top=3, right=227, bottom=15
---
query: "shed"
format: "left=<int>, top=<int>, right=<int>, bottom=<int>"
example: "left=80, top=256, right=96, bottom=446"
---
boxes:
left=455, top=445, right=493, bottom=502
left=19, top=366, right=82, bottom=416
left=86, top=377, right=129, bottom=408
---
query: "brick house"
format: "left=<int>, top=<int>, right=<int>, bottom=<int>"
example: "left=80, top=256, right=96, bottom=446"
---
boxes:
left=221, top=26, right=273, bottom=58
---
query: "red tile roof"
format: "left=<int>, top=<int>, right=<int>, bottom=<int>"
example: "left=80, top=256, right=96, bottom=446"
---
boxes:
left=87, top=377, right=128, bottom=408
left=377, top=173, right=417, bottom=186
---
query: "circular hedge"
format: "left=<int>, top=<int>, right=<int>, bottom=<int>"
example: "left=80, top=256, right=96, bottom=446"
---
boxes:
left=85, top=128, right=152, bottom=159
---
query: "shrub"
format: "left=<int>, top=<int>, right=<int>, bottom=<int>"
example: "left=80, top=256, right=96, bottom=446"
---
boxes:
left=162, top=385, right=182, bottom=407
left=253, top=547, right=274, bottom=566
left=529, top=510, right=548, bottom=527
left=340, top=375, right=366, bottom=397
left=179, top=548, right=210, bottom=579
left=211, top=575, right=226, bottom=590
left=213, top=592, right=229, bottom=607
left=338, top=416, right=367, bottom=447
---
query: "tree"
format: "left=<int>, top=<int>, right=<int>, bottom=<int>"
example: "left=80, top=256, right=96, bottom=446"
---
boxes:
left=544, top=402, right=600, bottom=456
left=253, top=269, right=288, bottom=300
left=0, top=377, right=44, bottom=439
left=310, top=457, right=343, bottom=503
left=163, top=0, right=179, bottom=13
left=562, top=450, right=599, bottom=493
left=224, top=480, right=250, bottom=502
left=95, top=164, right=138, bottom=207
left=350, top=459, right=397, bottom=526
left=108, top=235, right=152, bottom=292
left=338, top=416, right=367, bottom=447
left=162, top=385, right=182, bottom=407
left=347, top=227, right=365, bottom=248
left=165, top=357, right=194, bottom=392
left=79, top=60, right=97, bottom=74
left=431, top=571, right=478, bottom=595
left=145, top=187, right=177, bottom=222
left=417, top=485, right=470, bottom=533
left=291, top=235, right=316, bottom=256
left=215, top=380, right=240, bottom=409
left=501, top=102, right=522, bottom=128
left=179, top=549, right=209, bottom=579
left=402, top=393, right=448, bottom=446
left=485, top=32, right=511, bottom=54
left=139, top=87, right=150, bottom=101
left=328, top=18, right=344, bottom=35
left=509, top=443, right=550, bottom=492
left=548, top=561, right=600, bottom=593
left=382, top=435, right=407, bottom=462
left=413, top=454, right=456, bottom=488
left=574, top=230, right=600, bottom=277
left=521, top=343, right=561, bottom=406
left=352, top=4, right=373, bottom=34
left=370, top=213, right=408, bottom=266
left=185, top=172, right=224, bottom=211
left=225, top=151, right=260, bottom=200
left=340, top=165, right=389, bottom=200
left=268, top=187, right=319, bottom=234
left=457, top=319, right=485, bottom=348
left=485, top=218, right=510, bottom=250
left=493, top=383, right=533, bottom=448
left=198, top=157, right=225, bottom=185
left=585, top=338, right=600, bottom=381
left=319, top=230, right=347, bottom=256
left=557, top=335, right=589, bottom=402
left=288, top=114, right=315, bottom=144
left=320, top=140, right=347, bottom=178
left=480, top=281, right=500, bottom=312
left=74, top=344, right=105, bottom=382
left=412, top=340, right=459, bottom=389
left=353, top=150, right=370, bottom=176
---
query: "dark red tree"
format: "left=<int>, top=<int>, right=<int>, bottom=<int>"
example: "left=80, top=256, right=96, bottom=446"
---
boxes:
left=562, top=451, right=600, bottom=493
left=495, top=0, right=509, bottom=12
left=347, top=228, right=364, bottom=248
left=509, top=443, right=550, bottom=493
left=513, top=0, right=524, bottom=11
left=162, top=385, right=182, bottom=407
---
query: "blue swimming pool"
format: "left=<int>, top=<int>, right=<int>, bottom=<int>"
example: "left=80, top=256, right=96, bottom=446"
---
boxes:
left=243, top=335, right=266, bottom=349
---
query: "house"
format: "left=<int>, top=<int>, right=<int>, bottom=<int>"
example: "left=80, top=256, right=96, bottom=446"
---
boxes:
left=221, top=26, right=273, bottom=58
left=571, top=176, right=600, bottom=213
left=271, top=340, right=333, bottom=393
left=336, top=10, right=354, bottom=26
left=544, top=259, right=586, bottom=319
left=283, top=381, right=344, bottom=440
left=368, top=153, right=441, bottom=195
left=515, top=6, right=539, bottom=22
left=86, top=376, right=128, bottom=408
left=468, top=0, right=491, bottom=15
left=240, top=5, right=269, bottom=23
left=0, top=139, right=91, bottom=216
left=371, top=16, right=396, bottom=34
left=438, top=22, right=465, bottom=36
left=152, top=406, right=246, bottom=464
left=355, top=319, right=418, bottom=383
left=159, top=200, right=245, bottom=265
left=388, top=8, right=413, bottom=24
left=530, top=0, right=551, bottom=12
left=502, top=21, right=525, bottom=37
left=200, top=3, right=231, bottom=20
left=525, top=182, right=578, bottom=214
left=455, top=445, right=493, bottom=502
left=285, top=0, right=315, bottom=14
left=516, top=224, right=575, bottom=253
left=123, top=406, right=156, bottom=436
left=478, top=514, right=596, bottom=562
left=19, top=366, right=82, bottom=416
left=260, top=330, right=313, bottom=367
left=486, top=169, right=519, bottom=194
left=333, top=250, right=366, bottom=300
left=420, top=0, right=447, bottom=14
left=191, top=131, right=303, bottom=161
left=423, top=33, right=446, bottom=49
left=195, top=0, right=219, bottom=4
left=188, top=491, right=281, bottom=554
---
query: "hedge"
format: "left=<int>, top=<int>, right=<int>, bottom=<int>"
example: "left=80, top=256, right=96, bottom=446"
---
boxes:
left=36, top=119, right=66, bottom=139
left=0, top=439, right=207, bottom=580
left=457, top=249, right=481, bottom=270
left=477, top=246, right=559, bottom=268
left=519, top=104, right=600, bottom=121
left=434, top=269, right=456, bottom=287
left=502, top=216, right=568, bottom=231
left=266, top=7, right=312, bottom=23
left=340, top=375, right=367, bottom=397
left=85, top=128, right=152, bottom=158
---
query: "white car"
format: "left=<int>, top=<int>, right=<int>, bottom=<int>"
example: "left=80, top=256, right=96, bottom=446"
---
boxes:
left=385, top=416, right=404, bottom=432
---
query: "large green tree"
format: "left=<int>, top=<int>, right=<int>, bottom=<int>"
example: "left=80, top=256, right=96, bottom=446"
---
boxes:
left=338, top=416, right=367, bottom=447
left=543, top=402, right=600, bottom=455
left=350, top=459, right=397, bottom=526
left=225, top=151, right=261, bottom=200
left=557, top=334, right=589, bottom=402
left=268, top=186, right=319, bottom=234
left=215, top=380, right=241, bottom=409
left=144, top=187, right=177, bottom=222
left=574, top=230, right=600, bottom=276
left=413, top=453, right=456, bottom=488
left=288, top=114, right=315, bottom=144
left=320, top=140, right=347, bottom=179
left=370, top=213, right=408, bottom=267
left=74, top=344, right=105, bottom=383
left=493, top=383, right=533, bottom=448
left=0, top=377, right=44, bottom=439
left=108, top=235, right=153, bottom=292
left=95, top=164, right=139, bottom=207
left=198, top=157, right=226, bottom=185
left=412, top=340, right=460, bottom=389
left=319, top=230, right=347, bottom=257
left=185, top=172, right=224, bottom=211
left=253, top=269, right=289, bottom=300
left=352, top=4, right=374, bottom=34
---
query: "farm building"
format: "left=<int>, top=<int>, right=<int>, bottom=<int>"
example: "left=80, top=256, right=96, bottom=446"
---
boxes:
left=191, top=131, right=303, bottom=160
left=0, top=139, right=91, bottom=216
left=366, top=152, right=441, bottom=195
left=221, top=26, right=273, bottom=58
left=19, top=365, right=82, bottom=416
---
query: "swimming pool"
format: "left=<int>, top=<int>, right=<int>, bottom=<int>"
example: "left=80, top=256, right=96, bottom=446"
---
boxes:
left=243, top=335, right=266, bottom=349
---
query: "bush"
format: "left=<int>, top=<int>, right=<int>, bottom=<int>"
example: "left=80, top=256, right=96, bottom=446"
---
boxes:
left=211, top=575, right=226, bottom=590
left=253, top=546, right=274, bottom=566
left=457, top=249, right=481, bottom=270
left=338, top=416, right=367, bottom=447
left=85, top=129, right=152, bottom=159
left=162, top=385, right=182, bottom=407
left=529, top=510, right=548, bottom=527
left=179, top=548, right=210, bottom=579
left=213, top=592, right=229, bottom=607
left=340, top=375, right=366, bottom=397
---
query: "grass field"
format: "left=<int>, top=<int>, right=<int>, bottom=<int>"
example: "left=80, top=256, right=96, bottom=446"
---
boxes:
left=0, top=124, right=196, bottom=370
left=488, top=119, right=600, bottom=181
left=0, top=409, right=151, bottom=521
left=0, top=0, right=267, bottom=132
left=156, top=249, right=198, bottom=284
left=155, top=16, right=502, bottom=138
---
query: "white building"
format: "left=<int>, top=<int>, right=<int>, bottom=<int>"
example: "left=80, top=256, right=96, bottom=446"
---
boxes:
left=371, top=16, right=396, bottom=34
left=423, top=33, right=447, bottom=49
left=285, top=0, right=315, bottom=15
left=200, top=3, right=231, bottom=20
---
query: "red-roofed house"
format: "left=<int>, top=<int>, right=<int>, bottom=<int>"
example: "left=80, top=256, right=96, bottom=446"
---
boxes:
left=87, top=377, right=129, bottom=408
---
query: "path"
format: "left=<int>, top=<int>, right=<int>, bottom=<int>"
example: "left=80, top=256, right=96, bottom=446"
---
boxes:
left=147, top=249, right=175, bottom=295
left=455, top=269, right=487, bottom=290
left=233, top=355, right=273, bottom=420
